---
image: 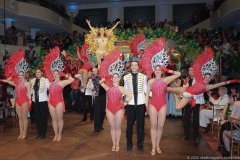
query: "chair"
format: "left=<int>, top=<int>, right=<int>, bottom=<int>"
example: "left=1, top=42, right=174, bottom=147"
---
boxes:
left=211, top=104, right=224, bottom=136
left=231, top=118, right=240, bottom=158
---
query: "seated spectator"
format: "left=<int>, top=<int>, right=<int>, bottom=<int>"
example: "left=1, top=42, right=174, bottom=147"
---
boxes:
left=200, top=87, right=229, bottom=132
left=222, top=96, right=240, bottom=157
left=218, top=95, right=236, bottom=153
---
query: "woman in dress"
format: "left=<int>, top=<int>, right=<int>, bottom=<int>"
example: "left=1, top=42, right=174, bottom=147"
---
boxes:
left=100, top=74, right=132, bottom=151
left=145, top=66, right=181, bottom=155
left=43, top=47, right=74, bottom=141
left=85, top=19, right=120, bottom=68
left=1, top=50, right=30, bottom=139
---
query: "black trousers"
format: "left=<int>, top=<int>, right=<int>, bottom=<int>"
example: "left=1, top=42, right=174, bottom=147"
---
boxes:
left=183, top=103, right=200, bottom=138
left=32, top=101, right=49, bottom=136
left=30, top=104, right=36, bottom=124
left=83, top=95, right=93, bottom=120
left=126, top=104, right=145, bottom=147
left=94, top=95, right=106, bottom=131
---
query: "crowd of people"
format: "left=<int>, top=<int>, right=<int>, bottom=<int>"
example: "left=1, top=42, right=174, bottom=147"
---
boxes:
left=0, top=27, right=239, bottom=158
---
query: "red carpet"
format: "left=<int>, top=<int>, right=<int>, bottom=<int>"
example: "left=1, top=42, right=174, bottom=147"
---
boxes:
left=201, top=132, right=222, bottom=157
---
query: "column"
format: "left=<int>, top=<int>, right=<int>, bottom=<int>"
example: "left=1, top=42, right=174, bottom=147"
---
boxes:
left=108, top=6, right=124, bottom=22
left=31, top=28, right=39, bottom=40
left=155, top=4, right=173, bottom=22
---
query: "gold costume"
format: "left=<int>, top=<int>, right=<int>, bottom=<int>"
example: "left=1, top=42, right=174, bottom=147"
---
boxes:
left=85, top=27, right=116, bottom=57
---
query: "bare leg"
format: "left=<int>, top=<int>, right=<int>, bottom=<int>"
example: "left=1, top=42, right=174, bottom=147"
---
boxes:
left=106, top=109, right=116, bottom=151
left=56, top=103, right=64, bottom=141
left=167, top=87, right=187, bottom=94
left=149, top=105, right=158, bottom=155
left=156, top=105, right=167, bottom=153
left=114, top=109, right=124, bottom=151
left=223, top=130, right=232, bottom=152
left=49, top=104, right=58, bottom=141
left=96, top=52, right=102, bottom=68
left=16, top=105, right=23, bottom=139
left=21, top=103, right=29, bottom=139
left=176, top=97, right=192, bottom=110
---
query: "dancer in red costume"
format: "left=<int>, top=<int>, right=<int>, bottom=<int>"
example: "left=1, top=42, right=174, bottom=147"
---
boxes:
left=1, top=50, right=30, bottom=140
left=142, top=38, right=181, bottom=155
left=76, top=44, right=93, bottom=87
left=99, top=49, right=132, bottom=152
left=167, top=48, right=240, bottom=110
left=43, top=46, right=74, bottom=142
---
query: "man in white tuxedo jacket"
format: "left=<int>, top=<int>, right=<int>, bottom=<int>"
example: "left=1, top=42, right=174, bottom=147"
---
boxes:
left=123, top=61, right=147, bottom=152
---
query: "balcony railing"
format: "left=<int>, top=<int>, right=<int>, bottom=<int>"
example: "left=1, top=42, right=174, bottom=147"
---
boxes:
left=17, top=0, right=70, bottom=21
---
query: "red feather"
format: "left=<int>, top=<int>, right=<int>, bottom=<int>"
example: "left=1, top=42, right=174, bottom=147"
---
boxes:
left=129, top=33, right=146, bottom=57
left=193, top=48, right=215, bottom=83
left=141, top=38, right=166, bottom=78
left=80, top=44, right=92, bottom=71
left=99, top=48, right=121, bottom=87
left=80, top=44, right=89, bottom=61
left=43, top=46, right=61, bottom=81
left=4, top=49, right=25, bottom=84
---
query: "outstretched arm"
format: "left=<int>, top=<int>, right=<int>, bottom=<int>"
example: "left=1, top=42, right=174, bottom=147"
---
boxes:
left=109, top=21, right=120, bottom=32
left=86, top=19, right=97, bottom=36
left=206, top=80, right=240, bottom=91
left=1, top=77, right=16, bottom=86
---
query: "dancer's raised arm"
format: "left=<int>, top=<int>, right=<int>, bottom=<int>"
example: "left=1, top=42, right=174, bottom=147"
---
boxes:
left=108, top=21, right=120, bottom=34
left=161, top=67, right=181, bottom=84
left=1, top=77, right=16, bottom=86
left=59, top=72, right=74, bottom=87
left=86, top=19, right=97, bottom=36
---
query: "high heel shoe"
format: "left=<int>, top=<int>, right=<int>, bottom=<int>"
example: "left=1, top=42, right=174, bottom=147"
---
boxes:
left=156, top=146, right=162, bottom=154
left=115, top=146, right=120, bottom=152
left=112, top=146, right=116, bottom=151
left=151, top=148, right=156, bottom=156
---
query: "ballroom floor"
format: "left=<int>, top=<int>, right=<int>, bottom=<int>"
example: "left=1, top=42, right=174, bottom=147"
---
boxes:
left=0, top=112, right=217, bottom=160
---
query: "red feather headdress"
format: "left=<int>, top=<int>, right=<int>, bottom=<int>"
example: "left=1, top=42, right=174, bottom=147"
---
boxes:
left=4, top=49, right=28, bottom=83
left=141, top=37, right=169, bottom=78
left=129, top=33, right=147, bottom=57
left=99, top=48, right=125, bottom=87
left=43, top=46, right=64, bottom=81
left=193, top=48, right=217, bottom=83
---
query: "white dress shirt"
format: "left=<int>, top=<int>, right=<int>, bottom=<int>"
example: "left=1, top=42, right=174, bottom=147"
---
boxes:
left=85, top=79, right=94, bottom=96
left=123, top=73, right=147, bottom=105
left=194, top=93, right=205, bottom=104
left=31, top=77, right=50, bottom=102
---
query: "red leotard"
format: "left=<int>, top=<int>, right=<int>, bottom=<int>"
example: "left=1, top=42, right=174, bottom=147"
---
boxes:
left=49, top=82, right=64, bottom=107
left=106, top=86, right=123, bottom=115
left=150, top=79, right=167, bottom=111
left=15, top=82, right=29, bottom=107
left=183, top=82, right=206, bottom=97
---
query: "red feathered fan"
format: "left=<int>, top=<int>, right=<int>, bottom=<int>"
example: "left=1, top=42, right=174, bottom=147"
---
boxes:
left=129, top=33, right=147, bottom=57
left=80, top=44, right=92, bottom=71
left=141, top=38, right=166, bottom=78
left=193, top=48, right=216, bottom=84
left=4, top=49, right=26, bottom=84
left=43, top=46, right=64, bottom=81
left=99, top=48, right=124, bottom=87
